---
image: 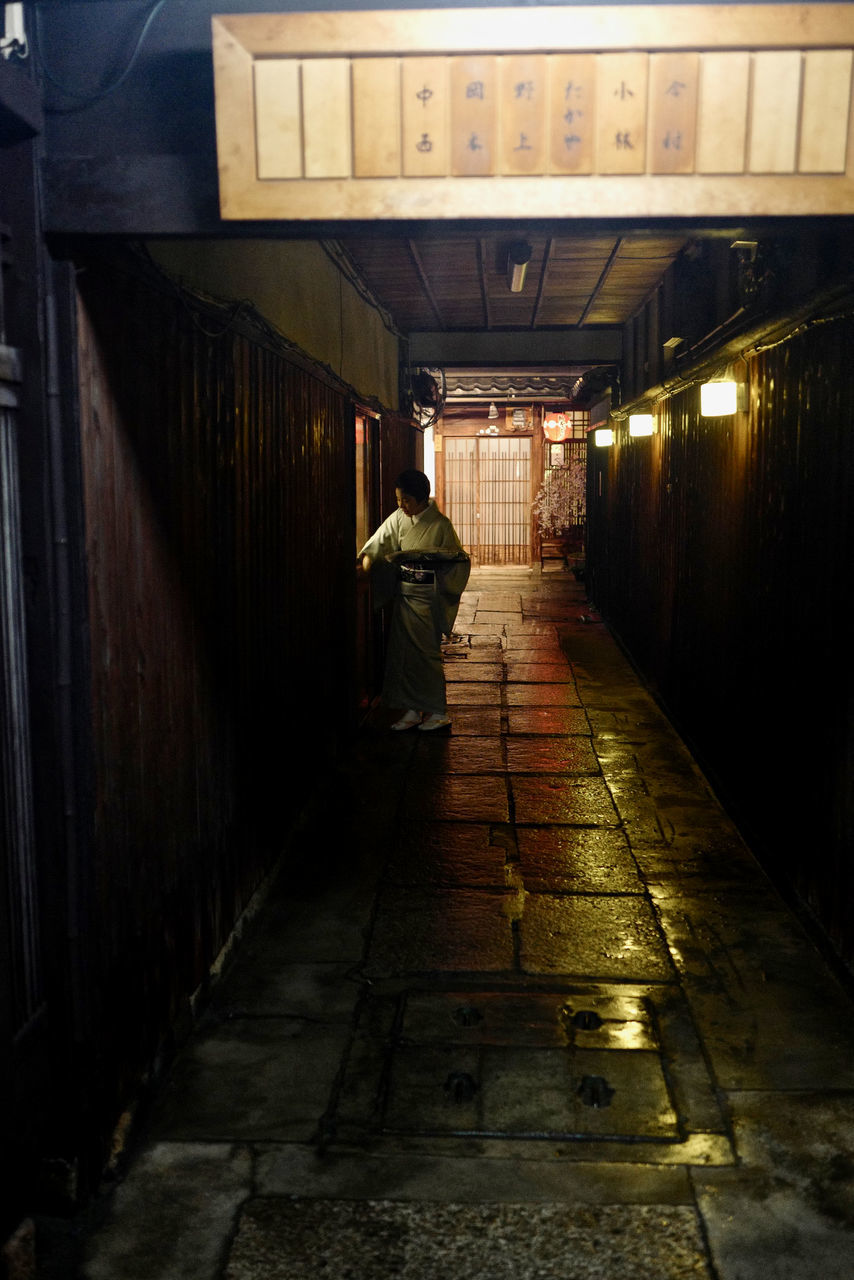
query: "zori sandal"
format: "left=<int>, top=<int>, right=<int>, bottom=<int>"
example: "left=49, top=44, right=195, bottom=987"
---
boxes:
left=418, top=713, right=451, bottom=732
left=391, top=710, right=422, bottom=731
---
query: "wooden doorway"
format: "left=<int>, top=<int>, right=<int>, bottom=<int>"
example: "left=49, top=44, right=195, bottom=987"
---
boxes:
left=443, top=434, right=532, bottom=566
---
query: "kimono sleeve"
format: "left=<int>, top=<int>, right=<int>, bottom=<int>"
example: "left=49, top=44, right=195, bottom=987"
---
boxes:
left=359, top=511, right=401, bottom=612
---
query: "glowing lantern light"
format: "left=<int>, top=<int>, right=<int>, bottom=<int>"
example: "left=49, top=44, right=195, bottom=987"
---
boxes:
left=700, top=380, right=740, bottom=416
left=629, top=414, right=655, bottom=436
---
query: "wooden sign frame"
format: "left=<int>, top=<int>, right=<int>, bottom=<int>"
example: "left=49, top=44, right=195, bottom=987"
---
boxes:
left=212, top=5, right=854, bottom=219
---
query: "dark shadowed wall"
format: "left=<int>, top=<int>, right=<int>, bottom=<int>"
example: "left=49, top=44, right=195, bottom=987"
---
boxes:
left=587, top=311, right=854, bottom=970
left=73, top=255, right=363, bottom=1141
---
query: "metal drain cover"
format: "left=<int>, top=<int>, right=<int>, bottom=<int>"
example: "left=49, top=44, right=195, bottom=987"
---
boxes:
left=329, top=983, right=734, bottom=1164
left=383, top=990, right=675, bottom=1140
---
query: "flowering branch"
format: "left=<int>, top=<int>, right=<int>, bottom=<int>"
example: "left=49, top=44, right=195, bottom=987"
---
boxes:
left=532, top=460, right=586, bottom=537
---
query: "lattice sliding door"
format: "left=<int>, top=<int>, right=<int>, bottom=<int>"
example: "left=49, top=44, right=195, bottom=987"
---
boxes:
left=445, top=435, right=531, bottom=566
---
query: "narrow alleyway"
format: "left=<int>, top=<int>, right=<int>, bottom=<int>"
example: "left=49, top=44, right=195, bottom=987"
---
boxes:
left=65, top=569, right=854, bottom=1279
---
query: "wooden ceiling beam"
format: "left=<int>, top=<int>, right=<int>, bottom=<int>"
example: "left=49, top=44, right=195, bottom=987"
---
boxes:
left=477, top=238, right=492, bottom=331
left=531, top=238, right=553, bottom=330
left=577, top=237, right=623, bottom=328
left=407, top=240, right=445, bottom=329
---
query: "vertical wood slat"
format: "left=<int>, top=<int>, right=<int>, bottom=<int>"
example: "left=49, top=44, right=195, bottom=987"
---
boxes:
left=451, top=55, right=497, bottom=176
left=402, top=57, right=449, bottom=175
left=596, top=52, right=648, bottom=173
left=549, top=54, right=596, bottom=174
left=254, top=60, right=303, bottom=178
left=799, top=49, right=853, bottom=172
left=500, top=55, right=547, bottom=174
left=74, top=262, right=358, bottom=1150
left=749, top=51, right=802, bottom=173
left=696, top=51, right=750, bottom=173
left=302, top=58, right=352, bottom=177
left=649, top=52, right=699, bottom=173
left=0, top=401, right=42, bottom=1029
left=586, top=314, right=854, bottom=970
left=353, top=57, right=401, bottom=177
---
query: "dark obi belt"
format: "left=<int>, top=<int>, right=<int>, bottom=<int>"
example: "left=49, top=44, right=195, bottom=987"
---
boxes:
left=399, top=563, right=436, bottom=585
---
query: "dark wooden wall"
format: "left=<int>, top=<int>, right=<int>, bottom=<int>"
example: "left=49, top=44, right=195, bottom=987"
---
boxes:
left=587, top=312, right=854, bottom=970
left=73, top=256, right=359, bottom=1145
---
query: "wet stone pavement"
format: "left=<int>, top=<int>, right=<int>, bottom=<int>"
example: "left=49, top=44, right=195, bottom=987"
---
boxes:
left=74, top=570, right=854, bottom=1279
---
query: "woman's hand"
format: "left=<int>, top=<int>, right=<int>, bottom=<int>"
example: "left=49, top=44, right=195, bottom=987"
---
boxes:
left=360, top=554, right=372, bottom=573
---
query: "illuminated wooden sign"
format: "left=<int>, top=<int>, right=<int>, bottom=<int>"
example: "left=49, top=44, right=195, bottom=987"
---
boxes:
left=212, top=6, right=854, bottom=219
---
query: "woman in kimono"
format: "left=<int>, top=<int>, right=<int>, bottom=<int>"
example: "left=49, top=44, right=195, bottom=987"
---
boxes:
left=360, top=470, right=470, bottom=731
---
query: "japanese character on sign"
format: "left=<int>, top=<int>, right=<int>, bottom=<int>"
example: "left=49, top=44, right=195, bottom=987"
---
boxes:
left=514, top=133, right=533, bottom=151
left=615, top=131, right=634, bottom=149
left=415, top=133, right=433, bottom=152
left=663, top=131, right=682, bottom=150
left=614, top=81, right=634, bottom=100
left=466, top=81, right=485, bottom=100
left=467, top=133, right=484, bottom=151
left=665, top=80, right=687, bottom=97
left=416, top=85, right=433, bottom=107
left=514, top=80, right=535, bottom=100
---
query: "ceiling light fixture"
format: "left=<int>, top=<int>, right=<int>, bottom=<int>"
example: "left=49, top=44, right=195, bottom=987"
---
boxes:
left=506, top=240, right=532, bottom=293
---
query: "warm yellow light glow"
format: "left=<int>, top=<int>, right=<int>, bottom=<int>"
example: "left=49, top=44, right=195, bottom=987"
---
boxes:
left=629, top=413, right=654, bottom=436
left=700, top=380, right=739, bottom=416
left=594, top=428, right=614, bottom=447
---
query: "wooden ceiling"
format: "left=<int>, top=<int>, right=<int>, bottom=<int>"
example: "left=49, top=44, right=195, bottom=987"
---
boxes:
left=335, top=230, right=688, bottom=334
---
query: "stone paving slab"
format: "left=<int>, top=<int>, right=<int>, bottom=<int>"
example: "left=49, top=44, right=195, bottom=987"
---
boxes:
left=692, top=1096, right=854, bottom=1280
left=473, top=611, right=521, bottom=625
left=505, top=621, right=562, bottom=635
left=253, top=1146, right=697, bottom=1204
left=505, top=736, right=600, bottom=774
left=443, top=707, right=503, bottom=735
left=147, top=1016, right=346, bottom=1142
left=508, top=706, right=590, bottom=734
left=224, top=1198, right=715, bottom=1280
left=462, top=623, right=507, bottom=635
left=510, top=776, right=620, bottom=824
left=210, top=959, right=360, bottom=1021
left=445, top=662, right=504, bottom=682
left=518, top=894, right=674, bottom=980
left=415, top=736, right=505, bottom=774
left=367, top=887, right=518, bottom=973
left=506, top=661, right=576, bottom=682
left=403, top=774, right=510, bottom=822
left=515, top=826, right=643, bottom=893
left=471, top=593, right=521, bottom=612
left=654, top=890, right=854, bottom=1089
left=444, top=684, right=503, bottom=706
left=382, top=823, right=508, bottom=887
left=504, top=634, right=565, bottom=650
left=505, top=683, right=581, bottom=706
left=82, top=1143, right=251, bottom=1280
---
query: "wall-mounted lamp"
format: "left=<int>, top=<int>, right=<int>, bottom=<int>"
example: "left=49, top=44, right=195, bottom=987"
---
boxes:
left=629, top=413, right=655, bottom=437
left=487, top=401, right=499, bottom=419
left=700, top=380, right=745, bottom=416
left=506, top=240, right=532, bottom=293
left=594, top=428, right=614, bottom=447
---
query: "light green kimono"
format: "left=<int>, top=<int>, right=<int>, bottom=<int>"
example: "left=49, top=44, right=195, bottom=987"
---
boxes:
left=360, top=500, right=470, bottom=714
